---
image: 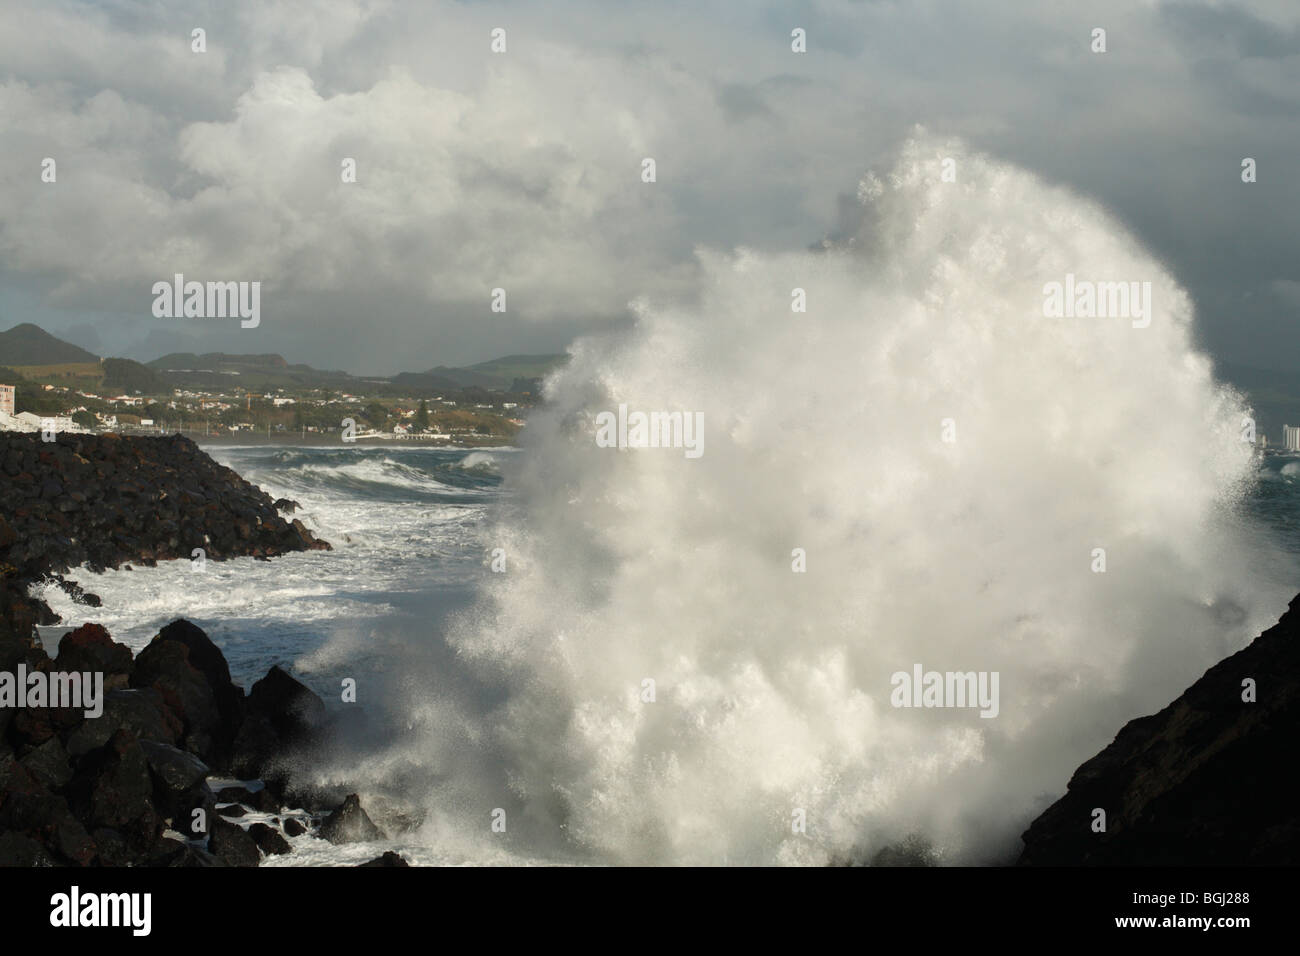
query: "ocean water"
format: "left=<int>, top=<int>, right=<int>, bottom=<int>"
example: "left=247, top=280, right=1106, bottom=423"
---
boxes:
left=34, top=134, right=1300, bottom=866
left=43, top=445, right=505, bottom=689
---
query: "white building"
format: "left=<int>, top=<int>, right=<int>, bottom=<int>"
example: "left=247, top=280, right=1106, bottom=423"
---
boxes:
left=0, top=384, right=14, bottom=416
left=0, top=411, right=86, bottom=434
left=1284, top=425, right=1300, bottom=452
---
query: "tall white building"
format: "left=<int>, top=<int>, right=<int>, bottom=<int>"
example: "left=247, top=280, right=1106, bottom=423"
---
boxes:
left=1284, top=425, right=1300, bottom=452
left=0, top=384, right=14, bottom=416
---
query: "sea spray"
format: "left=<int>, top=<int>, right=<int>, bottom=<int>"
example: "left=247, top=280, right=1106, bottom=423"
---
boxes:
left=48, top=137, right=1298, bottom=867
left=428, top=132, right=1297, bottom=865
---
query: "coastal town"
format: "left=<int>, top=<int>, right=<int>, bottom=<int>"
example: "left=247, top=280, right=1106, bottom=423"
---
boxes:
left=0, top=377, right=530, bottom=444
left=0, top=324, right=546, bottom=445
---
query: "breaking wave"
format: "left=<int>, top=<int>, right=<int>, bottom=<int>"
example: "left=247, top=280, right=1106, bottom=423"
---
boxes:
left=398, top=133, right=1298, bottom=865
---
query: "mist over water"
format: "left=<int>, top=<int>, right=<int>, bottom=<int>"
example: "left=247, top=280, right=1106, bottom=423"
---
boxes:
left=415, top=134, right=1297, bottom=864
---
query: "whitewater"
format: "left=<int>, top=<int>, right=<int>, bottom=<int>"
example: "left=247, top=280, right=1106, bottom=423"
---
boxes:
left=36, top=135, right=1300, bottom=865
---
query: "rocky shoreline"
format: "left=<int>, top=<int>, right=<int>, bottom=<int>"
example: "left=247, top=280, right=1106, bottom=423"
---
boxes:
left=1, top=617, right=400, bottom=866
left=1, top=433, right=402, bottom=866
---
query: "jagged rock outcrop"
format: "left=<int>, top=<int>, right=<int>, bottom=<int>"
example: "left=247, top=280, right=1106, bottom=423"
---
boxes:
left=0, top=613, right=356, bottom=866
left=1018, top=593, right=1300, bottom=865
left=318, top=793, right=385, bottom=845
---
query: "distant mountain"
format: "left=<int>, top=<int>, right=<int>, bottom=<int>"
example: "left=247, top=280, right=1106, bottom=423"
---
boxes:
left=393, top=354, right=567, bottom=391
left=463, top=354, right=568, bottom=382
left=147, top=352, right=357, bottom=390
left=151, top=348, right=567, bottom=393
left=0, top=323, right=99, bottom=365
left=101, top=358, right=165, bottom=394
left=1, top=323, right=565, bottom=395
left=390, top=367, right=502, bottom=391
left=149, top=352, right=291, bottom=371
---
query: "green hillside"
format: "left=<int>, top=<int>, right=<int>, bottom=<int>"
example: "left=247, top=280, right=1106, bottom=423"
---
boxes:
left=393, top=354, right=568, bottom=391
left=0, top=323, right=99, bottom=365
left=463, top=354, right=568, bottom=382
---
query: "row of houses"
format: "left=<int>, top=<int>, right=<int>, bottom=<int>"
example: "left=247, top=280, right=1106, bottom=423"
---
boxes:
left=0, top=410, right=87, bottom=434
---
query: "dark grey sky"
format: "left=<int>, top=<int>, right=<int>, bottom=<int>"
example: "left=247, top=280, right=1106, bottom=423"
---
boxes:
left=1, top=0, right=1296, bottom=374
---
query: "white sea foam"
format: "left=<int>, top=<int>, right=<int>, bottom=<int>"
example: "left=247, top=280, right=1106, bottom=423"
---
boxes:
left=385, top=132, right=1298, bottom=865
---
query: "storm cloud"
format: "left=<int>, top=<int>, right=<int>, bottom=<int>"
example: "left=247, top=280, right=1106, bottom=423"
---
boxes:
left=0, top=0, right=1296, bottom=373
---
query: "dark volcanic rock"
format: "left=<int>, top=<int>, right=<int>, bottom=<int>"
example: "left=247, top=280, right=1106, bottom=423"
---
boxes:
left=230, top=714, right=280, bottom=780
left=64, top=687, right=182, bottom=756
left=358, top=851, right=410, bottom=867
left=250, top=786, right=280, bottom=812
left=0, top=786, right=96, bottom=866
left=170, top=847, right=225, bottom=867
left=0, top=433, right=330, bottom=586
left=53, top=578, right=102, bottom=608
left=216, top=785, right=257, bottom=805
left=1019, top=593, right=1300, bottom=866
left=279, top=777, right=351, bottom=815
left=65, top=730, right=162, bottom=854
left=129, top=619, right=247, bottom=768
left=151, top=838, right=224, bottom=868
left=138, top=740, right=209, bottom=793
left=131, top=638, right=224, bottom=762
left=319, top=794, right=385, bottom=845
left=208, top=817, right=260, bottom=867
left=152, top=620, right=244, bottom=736
left=19, top=735, right=73, bottom=791
left=54, top=623, right=133, bottom=687
left=0, top=751, right=41, bottom=796
left=248, top=822, right=292, bottom=855
left=283, top=818, right=307, bottom=837
left=90, top=827, right=133, bottom=867
left=231, top=664, right=325, bottom=779
left=248, top=664, right=326, bottom=742
left=0, top=831, right=59, bottom=866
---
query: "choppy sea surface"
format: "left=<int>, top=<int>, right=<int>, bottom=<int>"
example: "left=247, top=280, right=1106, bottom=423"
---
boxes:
left=43, top=445, right=505, bottom=686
